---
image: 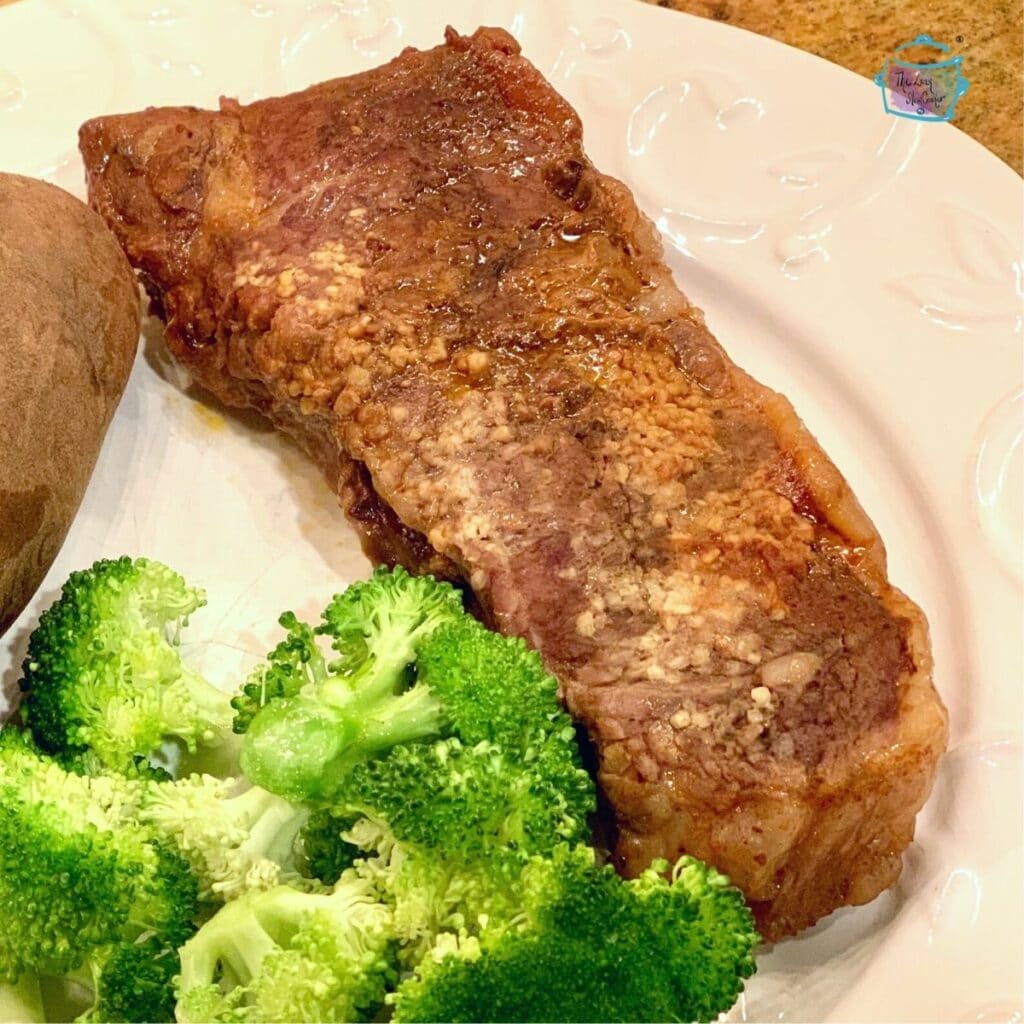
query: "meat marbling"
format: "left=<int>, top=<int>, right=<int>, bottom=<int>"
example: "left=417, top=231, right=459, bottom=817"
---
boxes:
left=79, top=26, right=948, bottom=940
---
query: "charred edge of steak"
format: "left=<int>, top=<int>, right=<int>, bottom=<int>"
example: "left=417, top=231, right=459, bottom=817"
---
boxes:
left=341, top=460, right=455, bottom=577
left=339, top=460, right=486, bottom=619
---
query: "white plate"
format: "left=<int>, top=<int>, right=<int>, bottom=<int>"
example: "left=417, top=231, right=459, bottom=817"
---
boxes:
left=1, top=1, right=1021, bottom=1019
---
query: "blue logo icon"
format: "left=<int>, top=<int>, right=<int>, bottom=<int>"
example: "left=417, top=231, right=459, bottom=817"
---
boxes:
left=874, top=34, right=969, bottom=122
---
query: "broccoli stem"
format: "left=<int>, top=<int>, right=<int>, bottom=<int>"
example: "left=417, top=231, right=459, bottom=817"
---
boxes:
left=178, top=666, right=235, bottom=744
left=177, top=898, right=279, bottom=994
left=319, top=647, right=414, bottom=711
left=241, top=681, right=447, bottom=802
left=178, top=876, right=376, bottom=996
left=58, top=963, right=99, bottom=1019
left=347, top=684, right=447, bottom=762
left=176, top=729, right=244, bottom=779
left=235, top=786, right=311, bottom=867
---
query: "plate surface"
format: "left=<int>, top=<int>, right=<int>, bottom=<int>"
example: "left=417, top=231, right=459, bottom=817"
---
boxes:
left=1, top=1, right=1022, bottom=1020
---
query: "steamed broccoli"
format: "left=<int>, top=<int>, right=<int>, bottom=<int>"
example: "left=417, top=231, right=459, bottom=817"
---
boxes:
left=3, top=938, right=181, bottom=1024
left=391, top=846, right=760, bottom=1023
left=237, top=570, right=597, bottom=965
left=389, top=735, right=583, bottom=847
left=136, top=775, right=313, bottom=903
left=72, top=937, right=180, bottom=1023
left=300, top=726, right=594, bottom=966
left=18, top=557, right=234, bottom=775
left=336, top=698, right=594, bottom=859
left=239, top=568, right=587, bottom=807
left=324, top=814, right=525, bottom=966
left=236, top=567, right=464, bottom=800
left=299, top=809, right=364, bottom=886
left=230, top=612, right=326, bottom=733
left=4, top=557, right=761, bottom=1023
left=0, top=730, right=197, bottom=984
left=175, top=872, right=396, bottom=1023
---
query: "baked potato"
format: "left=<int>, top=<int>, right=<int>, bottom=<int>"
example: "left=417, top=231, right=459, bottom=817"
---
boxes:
left=0, top=173, right=139, bottom=636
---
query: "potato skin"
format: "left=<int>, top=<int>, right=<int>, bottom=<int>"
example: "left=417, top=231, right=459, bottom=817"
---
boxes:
left=0, top=174, right=140, bottom=635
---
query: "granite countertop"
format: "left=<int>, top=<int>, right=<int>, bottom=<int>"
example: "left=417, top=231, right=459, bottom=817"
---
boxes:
left=642, top=0, right=1022, bottom=174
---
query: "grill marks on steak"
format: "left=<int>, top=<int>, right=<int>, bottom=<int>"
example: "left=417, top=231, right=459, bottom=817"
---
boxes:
left=79, top=26, right=948, bottom=939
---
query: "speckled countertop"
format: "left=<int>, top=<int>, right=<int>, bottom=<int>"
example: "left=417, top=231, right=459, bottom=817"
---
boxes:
left=641, top=0, right=1022, bottom=173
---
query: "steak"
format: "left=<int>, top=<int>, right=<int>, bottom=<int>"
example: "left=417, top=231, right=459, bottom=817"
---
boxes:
left=79, top=26, right=948, bottom=939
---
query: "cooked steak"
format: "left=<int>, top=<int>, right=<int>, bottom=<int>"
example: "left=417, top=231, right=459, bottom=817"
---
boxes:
left=79, top=26, right=948, bottom=939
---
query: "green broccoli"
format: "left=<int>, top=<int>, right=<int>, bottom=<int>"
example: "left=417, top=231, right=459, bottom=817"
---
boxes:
left=391, top=846, right=760, bottom=1023
left=237, top=567, right=466, bottom=800
left=18, top=557, right=235, bottom=775
left=230, top=612, right=327, bottom=734
left=329, top=814, right=524, bottom=966
left=4, top=938, right=181, bottom=1024
left=175, top=873, right=396, bottom=1023
left=136, top=775, right=313, bottom=903
left=72, top=937, right=180, bottom=1023
left=409, top=612, right=581, bottom=749
left=0, top=730, right=197, bottom=985
left=298, top=809, right=364, bottom=886
left=303, top=728, right=594, bottom=966
left=238, top=569, right=587, bottom=807
left=237, top=574, right=597, bottom=965
left=339, top=727, right=593, bottom=857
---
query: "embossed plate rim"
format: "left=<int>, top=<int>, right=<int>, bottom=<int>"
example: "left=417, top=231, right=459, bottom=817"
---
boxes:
left=0, top=0, right=1020, bottom=1020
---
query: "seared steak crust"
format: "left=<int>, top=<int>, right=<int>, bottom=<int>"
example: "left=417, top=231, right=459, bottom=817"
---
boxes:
left=79, top=26, right=948, bottom=938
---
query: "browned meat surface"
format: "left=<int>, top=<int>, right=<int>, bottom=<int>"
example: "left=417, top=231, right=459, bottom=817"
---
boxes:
left=79, top=26, right=948, bottom=940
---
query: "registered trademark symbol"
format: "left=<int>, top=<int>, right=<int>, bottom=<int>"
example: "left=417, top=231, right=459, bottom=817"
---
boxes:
left=956, top=35, right=964, bottom=42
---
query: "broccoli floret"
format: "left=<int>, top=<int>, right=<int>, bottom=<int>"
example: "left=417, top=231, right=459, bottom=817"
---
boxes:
left=175, top=873, right=396, bottom=1023
left=411, top=615, right=573, bottom=748
left=342, top=733, right=593, bottom=865
left=295, top=628, right=595, bottom=958
left=231, top=612, right=327, bottom=733
left=0, top=730, right=197, bottom=982
left=237, top=580, right=596, bottom=965
left=74, top=938, right=180, bottom=1023
left=18, top=557, right=234, bottom=775
left=312, top=727, right=594, bottom=967
left=239, top=572, right=591, bottom=809
left=298, top=809, right=364, bottom=886
left=317, top=567, right=466, bottom=685
left=136, top=775, right=313, bottom=902
left=391, top=847, right=759, bottom=1023
left=239, top=567, right=465, bottom=801
left=336, top=815, right=523, bottom=966
left=16, top=938, right=180, bottom=1023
